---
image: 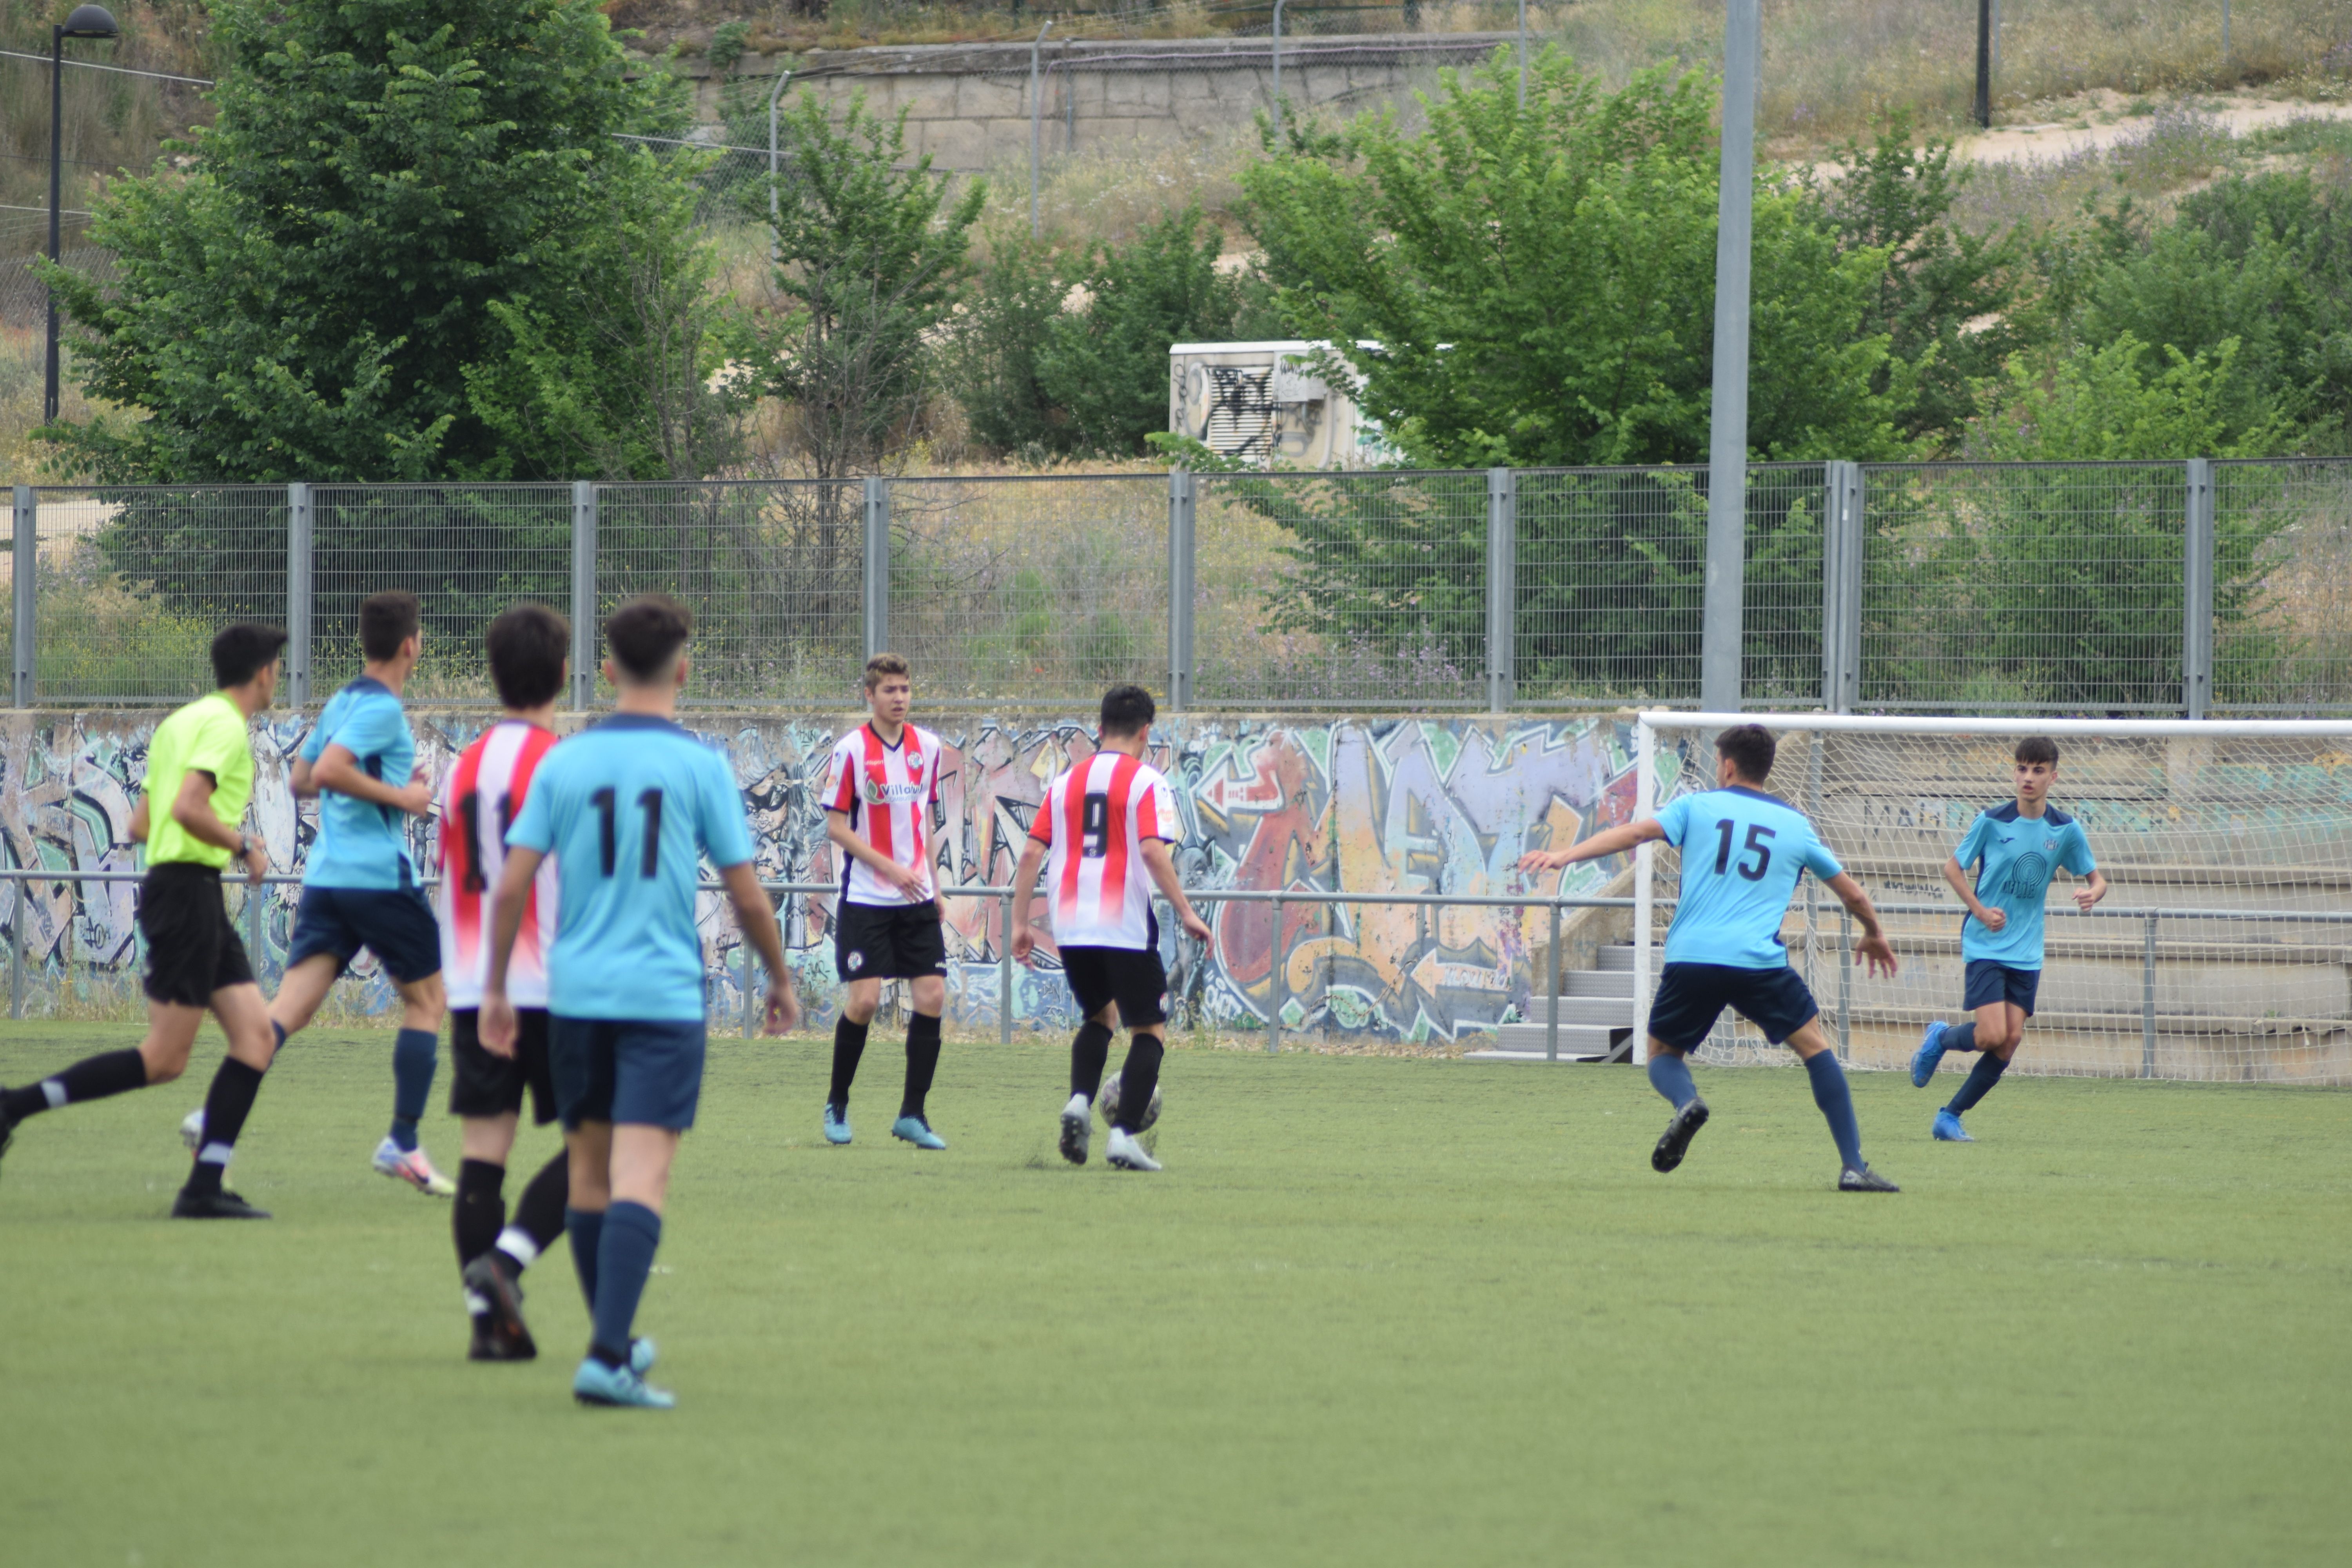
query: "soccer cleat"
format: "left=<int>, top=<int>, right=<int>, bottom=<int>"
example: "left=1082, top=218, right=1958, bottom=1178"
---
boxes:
left=171, top=1186, right=272, bottom=1219
left=468, top=1324, right=535, bottom=1362
left=0, top=1096, right=18, bottom=1176
left=891, top=1115, right=947, bottom=1151
left=1838, top=1165, right=1901, bottom=1193
left=1932, top=1110, right=1976, bottom=1143
left=374, top=1137, right=457, bottom=1196
left=180, top=1107, right=206, bottom=1152
left=1105, top=1127, right=1161, bottom=1172
left=1910, top=1022, right=1950, bottom=1087
left=573, top=1356, right=676, bottom=1409
left=1650, top=1098, right=1711, bottom=1174
left=462, top=1253, right=537, bottom=1361
left=1058, top=1093, right=1091, bottom=1166
left=822, top=1103, right=853, bottom=1145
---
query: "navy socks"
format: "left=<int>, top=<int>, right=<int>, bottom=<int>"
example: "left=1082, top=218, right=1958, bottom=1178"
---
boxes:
left=1945, top=1021, right=1980, bottom=1053
left=590, top=1201, right=662, bottom=1367
left=1646, top=1052, right=1698, bottom=1110
left=388, top=1027, right=436, bottom=1151
left=1946, top=1053, right=2009, bottom=1116
left=1803, top=1051, right=1866, bottom=1171
left=566, top=1206, right=604, bottom=1311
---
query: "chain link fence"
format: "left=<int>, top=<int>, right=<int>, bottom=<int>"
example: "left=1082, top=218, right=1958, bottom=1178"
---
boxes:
left=2213, top=457, right=2352, bottom=713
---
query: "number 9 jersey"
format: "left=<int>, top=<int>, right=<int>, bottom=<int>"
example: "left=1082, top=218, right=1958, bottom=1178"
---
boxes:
left=1654, top=785, right=1844, bottom=969
left=1028, top=751, right=1181, bottom=950
left=436, top=719, right=562, bottom=1010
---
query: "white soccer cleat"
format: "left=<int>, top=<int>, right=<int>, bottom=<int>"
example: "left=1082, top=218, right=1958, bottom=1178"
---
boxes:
left=1105, top=1127, right=1160, bottom=1172
left=180, top=1107, right=206, bottom=1153
left=374, top=1136, right=457, bottom=1197
left=1058, top=1093, right=1091, bottom=1166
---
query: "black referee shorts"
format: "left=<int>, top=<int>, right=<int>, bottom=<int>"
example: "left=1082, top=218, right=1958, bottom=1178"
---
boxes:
left=449, top=1007, right=558, bottom=1125
left=138, top=862, right=257, bottom=1007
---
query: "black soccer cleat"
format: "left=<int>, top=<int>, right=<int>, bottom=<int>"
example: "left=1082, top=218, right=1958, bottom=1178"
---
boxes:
left=0, top=1095, right=18, bottom=1178
left=1650, top=1098, right=1711, bottom=1174
left=171, top=1186, right=272, bottom=1219
left=1838, top=1164, right=1900, bottom=1193
left=462, top=1252, right=537, bottom=1361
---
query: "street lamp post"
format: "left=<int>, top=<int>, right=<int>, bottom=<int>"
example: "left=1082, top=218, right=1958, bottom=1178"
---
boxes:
left=45, top=4, right=120, bottom=426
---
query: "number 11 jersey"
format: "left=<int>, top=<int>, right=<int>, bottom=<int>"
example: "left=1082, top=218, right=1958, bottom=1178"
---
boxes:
left=1029, top=750, right=1181, bottom=951
left=1655, top=785, right=1843, bottom=969
left=437, top=719, right=561, bottom=1010
left=506, top=714, right=756, bottom=1022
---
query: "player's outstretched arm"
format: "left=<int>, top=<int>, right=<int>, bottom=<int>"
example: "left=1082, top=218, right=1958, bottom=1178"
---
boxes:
left=718, top=861, right=800, bottom=1036
left=1824, top=871, right=1898, bottom=978
left=1941, top=855, right=2004, bottom=931
left=1008, top=838, right=1047, bottom=964
left=1515, top=817, right=1665, bottom=875
left=1140, top=838, right=1213, bottom=943
left=824, top=807, right=929, bottom=901
left=310, top=743, right=433, bottom=817
left=479, top=846, right=543, bottom=1057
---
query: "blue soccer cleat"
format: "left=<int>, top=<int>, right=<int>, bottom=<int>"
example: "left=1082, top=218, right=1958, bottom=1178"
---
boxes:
left=1932, top=1109, right=1975, bottom=1143
left=1910, top=1021, right=1950, bottom=1087
left=822, top=1103, right=852, bottom=1145
left=573, top=1356, right=675, bottom=1409
left=891, top=1115, right=947, bottom=1151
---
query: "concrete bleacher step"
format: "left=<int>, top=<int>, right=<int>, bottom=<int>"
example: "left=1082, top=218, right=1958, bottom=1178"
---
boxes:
left=1465, top=944, right=1643, bottom=1062
left=1596, top=945, right=1637, bottom=971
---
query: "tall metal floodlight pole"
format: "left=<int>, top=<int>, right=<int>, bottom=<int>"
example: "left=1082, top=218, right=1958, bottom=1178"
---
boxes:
left=1272, top=0, right=1287, bottom=143
left=1029, top=20, right=1052, bottom=237
left=1517, top=0, right=1528, bottom=111
left=1699, top=0, right=1758, bottom=717
left=45, top=5, right=119, bottom=425
left=1974, top=0, right=1993, bottom=129
left=767, top=67, right=793, bottom=269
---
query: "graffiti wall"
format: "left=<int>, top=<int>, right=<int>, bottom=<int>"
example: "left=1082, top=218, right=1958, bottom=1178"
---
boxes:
left=0, top=709, right=1642, bottom=1040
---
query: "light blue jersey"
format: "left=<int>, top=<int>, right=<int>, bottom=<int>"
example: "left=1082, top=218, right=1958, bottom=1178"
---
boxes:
left=506, top=715, right=755, bottom=1022
left=1954, top=802, right=2096, bottom=969
left=299, top=677, right=417, bottom=889
left=1656, top=786, right=1844, bottom=969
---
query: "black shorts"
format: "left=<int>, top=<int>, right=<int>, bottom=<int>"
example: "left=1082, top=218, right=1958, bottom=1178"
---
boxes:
left=1964, top=960, right=2041, bottom=1016
left=1060, top=944, right=1169, bottom=1029
left=1648, top=962, right=1820, bottom=1052
left=138, top=862, right=256, bottom=1007
left=449, top=1007, right=558, bottom=1125
left=286, top=884, right=442, bottom=984
left=834, top=899, right=946, bottom=981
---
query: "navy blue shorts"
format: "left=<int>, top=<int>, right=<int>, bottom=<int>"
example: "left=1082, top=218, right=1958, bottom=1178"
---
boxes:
left=1648, top=962, right=1821, bottom=1052
left=550, top=1016, right=708, bottom=1131
left=287, top=884, right=442, bottom=984
left=1964, top=960, right=2040, bottom=1016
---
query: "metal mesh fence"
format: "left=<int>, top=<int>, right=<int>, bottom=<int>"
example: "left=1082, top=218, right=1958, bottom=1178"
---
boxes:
left=29, top=485, right=286, bottom=703
left=1857, top=461, right=2189, bottom=713
left=1193, top=468, right=1485, bottom=708
left=888, top=474, right=1169, bottom=706
left=598, top=479, right=863, bottom=706
left=2212, top=458, right=2352, bottom=715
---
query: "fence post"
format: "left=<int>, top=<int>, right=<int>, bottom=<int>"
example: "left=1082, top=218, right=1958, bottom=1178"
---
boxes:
left=1000, top=889, right=1014, bottom=1045
left=285, top=483, right=312, bottom=707
left=862, top=477, right=891, bottom=659
left=2141, top=912, right=2159, bottom=1078
left=1167, top=468, right=1195, bottom=711
left=1486, top=467, right=1515, bottom=713
left=1544, top=898, right=1560, bottom=1062
left=2183, top=458, right=2214, bottom=720
left=9, top=875, right=22, bottom=1020
left=1822, top=461, right=1864, bottom=713
left=569, top=481, right=597, bottom=710
left=11, top=485, right=33, bottom=708
left=1837, top=909, right=1852, bottom=1060
left=1266, top=894, right=1283, bottom=1054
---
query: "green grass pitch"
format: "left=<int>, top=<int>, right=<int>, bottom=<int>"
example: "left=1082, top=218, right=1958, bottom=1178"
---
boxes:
left=2, top=1021, right=2345, bottom=1567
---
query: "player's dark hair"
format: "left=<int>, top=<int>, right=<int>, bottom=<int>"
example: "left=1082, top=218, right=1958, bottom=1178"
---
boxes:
left=605, top=593, right=692, bottom=684
left=358, top=590, right=421, bottom=662
left=1715, top=723, right=1776, bottom=784
left=485, top=603, right=569, bottom=710
left=211, top=623, right=288, bottom=690
left=2016, top=735, right=2060, bottom=767
left=1099, top=684, right=1156, bottom=739
left=863, top=652, right=910, bottom=692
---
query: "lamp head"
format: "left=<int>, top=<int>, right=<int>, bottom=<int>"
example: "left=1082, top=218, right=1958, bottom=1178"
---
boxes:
left=59, top=5, right=120, bottom=39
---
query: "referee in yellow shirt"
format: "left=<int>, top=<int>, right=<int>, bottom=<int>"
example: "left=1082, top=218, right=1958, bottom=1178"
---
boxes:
left=0, top=624, right=286, bottom=1218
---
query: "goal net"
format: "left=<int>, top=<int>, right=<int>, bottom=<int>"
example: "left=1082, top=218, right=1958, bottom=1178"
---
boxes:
left=1632, top=714, right=2352, bottom=1086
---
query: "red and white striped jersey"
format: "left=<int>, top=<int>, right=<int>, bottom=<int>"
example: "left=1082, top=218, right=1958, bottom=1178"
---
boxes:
left=437, top=720, right=561, bottom=1010
left=1028, top=751, right=1181, bottom=951
left=822, top=722, right=943, bottom=906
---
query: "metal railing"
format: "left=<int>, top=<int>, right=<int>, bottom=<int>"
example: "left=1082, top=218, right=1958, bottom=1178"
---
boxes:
left=9, top=457, right=2352, bottom=713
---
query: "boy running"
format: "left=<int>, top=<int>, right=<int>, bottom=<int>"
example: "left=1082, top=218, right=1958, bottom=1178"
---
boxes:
left=439, top=605, right=574, bottom=1361
left=1909, top=736, right=2107, bottom=1141
left=1518, top=724, right=1903, bottom=1192
left=1010, top=685, right=1211, bottom=1173
left=0, top=625, right=285, bottom=1219
left=484, top=594, right=799, bottom=1409
left=818, top=653, right=949, bottom=1150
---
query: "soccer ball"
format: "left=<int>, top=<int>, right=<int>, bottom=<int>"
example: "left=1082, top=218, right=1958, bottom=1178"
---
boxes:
left=1095, top=1073, right=1162, bottom=1132
left=180, top=1107, right=206, bottom=1152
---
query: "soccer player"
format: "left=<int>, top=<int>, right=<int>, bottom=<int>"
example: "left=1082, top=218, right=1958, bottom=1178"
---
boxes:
left=483, top=593, right=800, bottom=1409
left=1517, top=723, right=1903, bottom=1192
left=818, top=652, right=950, bottom=1150
left=438, top=604, right=575, bottom=1361
left=1909, top=736, right=2107, bottom=1141
left=0, top=625, right=286, bottom=1219
left=1009, top=685, right=1211, bottom=1173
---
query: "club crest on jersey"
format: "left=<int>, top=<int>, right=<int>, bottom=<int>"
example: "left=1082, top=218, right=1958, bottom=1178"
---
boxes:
left=845, top=949, right=865, bottom=973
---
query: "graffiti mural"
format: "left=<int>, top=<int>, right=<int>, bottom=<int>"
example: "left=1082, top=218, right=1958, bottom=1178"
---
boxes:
left=0, top=709, right=1640, bottom=1040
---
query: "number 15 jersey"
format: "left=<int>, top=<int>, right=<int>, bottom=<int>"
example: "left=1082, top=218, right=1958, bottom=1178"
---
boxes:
left=1028, top=750, right=1180, bottom=951
left=1655, top=786, right=1843, bottom=969
left=507, top=715, right=756, bottom=1022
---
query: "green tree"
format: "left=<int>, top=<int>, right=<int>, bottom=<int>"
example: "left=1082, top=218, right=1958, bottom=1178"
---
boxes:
left=942, top=232, right=1073, bottom=459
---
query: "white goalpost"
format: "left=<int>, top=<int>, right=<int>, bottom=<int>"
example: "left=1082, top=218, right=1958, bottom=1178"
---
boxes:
left=1632, top=713, right=2352, bottom=1085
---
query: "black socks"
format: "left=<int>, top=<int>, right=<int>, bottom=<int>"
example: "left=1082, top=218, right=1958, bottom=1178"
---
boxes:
left=900, top=1012, right=942, bottom=1122
left=455, top=1158, right=506, bottom=1270
left=1113, top=1036, right=1165, bottom=1134
left=183, top=1057, right=266, bottom=1196
left=511, top=1149, right=570, bottom=1258
left=2, top=1048, right=148, bottom=1123
left=1069, top=1020, right=1114, bottom=1102
left=828, top=1016, right=869, bottom=1109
